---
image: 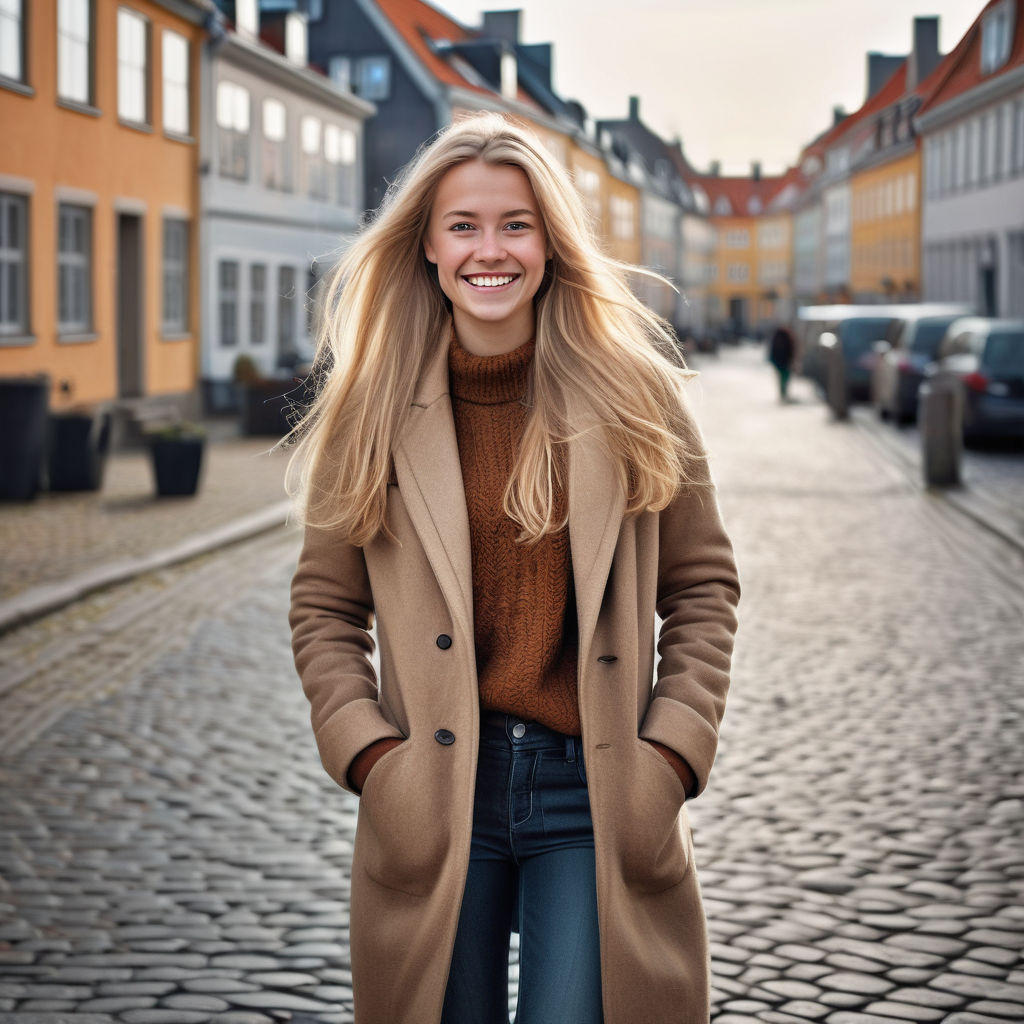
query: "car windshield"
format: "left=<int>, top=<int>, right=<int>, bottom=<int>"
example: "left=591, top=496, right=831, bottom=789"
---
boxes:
left=842, top=318, right=892, bottom=355
left=983, top=331, right=1024, bottom=378
left=910, top=317, right=960, bottom=357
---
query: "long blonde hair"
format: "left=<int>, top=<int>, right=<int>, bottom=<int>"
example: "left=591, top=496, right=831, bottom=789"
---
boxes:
left=288, top=112, right=704, bottom=545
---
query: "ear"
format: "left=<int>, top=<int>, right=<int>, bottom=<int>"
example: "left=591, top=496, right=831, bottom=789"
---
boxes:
left=423, top=237, right=438, bottom=265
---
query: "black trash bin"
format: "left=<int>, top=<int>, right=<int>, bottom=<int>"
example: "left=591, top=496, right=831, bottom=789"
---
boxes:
left=0, top=375, right=50, bottom=501
left=47, top=408, right=112, bottom=491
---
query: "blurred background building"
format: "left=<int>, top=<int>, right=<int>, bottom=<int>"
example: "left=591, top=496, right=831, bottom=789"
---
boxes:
left=1, top=0, right=1022, bottom=433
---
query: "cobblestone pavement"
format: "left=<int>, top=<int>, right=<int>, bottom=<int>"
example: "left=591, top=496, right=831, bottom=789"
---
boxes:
left=0, top=427, right=290, bottom=602
left=1, top=346, right=1022, bottom=1022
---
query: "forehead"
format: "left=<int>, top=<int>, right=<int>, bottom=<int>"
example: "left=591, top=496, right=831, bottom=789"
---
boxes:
left=431, top=159, right=539, bottom=214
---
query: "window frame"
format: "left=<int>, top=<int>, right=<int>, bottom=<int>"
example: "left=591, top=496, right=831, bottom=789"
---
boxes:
left=0, top=0, right=27, bottom=88
left=161, top=217, right=189, bottom=336
left=161, top=28, right=190, bottom=138
left=57, top=202, right=93, bottom=337
left=216, top=79, right=251, bottom=181
left=117, top=6, right=150, bottom=126
left=57, top=0, right=94, bottom=107
left=218, top=259, right=239, bottom=347
left=0, top=191, right=30, bottom=342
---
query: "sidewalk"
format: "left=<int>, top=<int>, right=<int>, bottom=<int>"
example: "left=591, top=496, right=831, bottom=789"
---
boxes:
left=0, top=423, right=293, bottom=632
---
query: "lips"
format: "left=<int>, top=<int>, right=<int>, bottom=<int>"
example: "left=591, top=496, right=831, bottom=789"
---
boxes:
left=463, top=274, right=519, bottom=287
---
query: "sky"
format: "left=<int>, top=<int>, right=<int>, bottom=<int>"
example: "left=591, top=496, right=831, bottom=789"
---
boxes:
left=433, top=0, right=985, bottom=177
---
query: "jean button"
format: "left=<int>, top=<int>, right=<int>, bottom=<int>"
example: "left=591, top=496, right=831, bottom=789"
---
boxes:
left=511, top=722, right=526, bottom=739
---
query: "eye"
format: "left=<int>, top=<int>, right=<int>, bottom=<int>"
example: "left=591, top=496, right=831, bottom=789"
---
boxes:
left=505, top=221, right=530, bottom=232
left=449, top=222, right=474, bottom=232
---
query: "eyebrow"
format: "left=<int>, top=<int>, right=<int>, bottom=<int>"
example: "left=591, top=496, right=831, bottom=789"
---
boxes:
left=441, top=208, right=537, bottom=219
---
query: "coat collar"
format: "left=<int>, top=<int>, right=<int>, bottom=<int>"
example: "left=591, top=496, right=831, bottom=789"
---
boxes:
left=394, top=333, right=625, bottom=662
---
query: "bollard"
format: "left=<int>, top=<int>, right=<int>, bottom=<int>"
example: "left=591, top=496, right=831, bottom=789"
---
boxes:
left=820, top=333, right=849, bottom=421
left=919, top=378, right=962, bottom=488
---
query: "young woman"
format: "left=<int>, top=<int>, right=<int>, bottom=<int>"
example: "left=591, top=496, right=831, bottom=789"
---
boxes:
left=289, top=113, right=740, bottom=1024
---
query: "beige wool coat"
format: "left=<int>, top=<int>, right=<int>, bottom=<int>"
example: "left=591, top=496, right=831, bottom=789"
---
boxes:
left=289, top=337, right=740, bottom=1023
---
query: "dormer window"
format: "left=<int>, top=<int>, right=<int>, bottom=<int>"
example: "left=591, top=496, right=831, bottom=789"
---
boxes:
left=713, top=196, right=732, bottom=215
left=981, top=0, right=1014, bottom=75
left=747, top=196, right=762, bottom=215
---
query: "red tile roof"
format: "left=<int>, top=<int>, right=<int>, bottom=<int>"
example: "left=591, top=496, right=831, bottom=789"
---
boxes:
left=686, top=172, right=788, bottom=215
left=374, top=0, right=543, bottom=109
left=918, top=0, right=1024, bottom=117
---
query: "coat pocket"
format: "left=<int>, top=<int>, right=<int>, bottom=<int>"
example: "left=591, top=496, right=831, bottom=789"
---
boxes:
left=357, top=741, right=450, bottom=897
left=615, top=739, right=691, bottom=894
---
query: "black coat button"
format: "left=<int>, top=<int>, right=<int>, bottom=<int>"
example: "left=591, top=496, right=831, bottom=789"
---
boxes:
left=436, top=634, right=452, bottom=650
left=434, top=729, right=455, bottom=745
left=597, top=655, right=618, bottom=663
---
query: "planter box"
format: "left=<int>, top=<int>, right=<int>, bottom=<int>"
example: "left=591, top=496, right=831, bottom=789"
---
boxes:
left=47, top=409, right=111, bottom=492
left=238, top=380, right=295, bottom=436
left=0, top=375, right=50, bottom=501
left=150, top=437, right=205, bottom=497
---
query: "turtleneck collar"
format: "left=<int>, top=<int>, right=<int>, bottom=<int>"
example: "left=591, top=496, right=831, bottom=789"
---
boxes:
left=448, top=334, right=535, bottom=406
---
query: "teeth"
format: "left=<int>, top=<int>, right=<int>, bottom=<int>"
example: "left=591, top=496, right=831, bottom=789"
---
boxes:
left=466, top=275, right=515, bottom=287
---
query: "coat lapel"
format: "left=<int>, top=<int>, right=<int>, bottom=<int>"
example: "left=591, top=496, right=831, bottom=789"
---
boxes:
left=394, top=336, right=475, bottom=648
left=568, top=418, right=625, bottom=664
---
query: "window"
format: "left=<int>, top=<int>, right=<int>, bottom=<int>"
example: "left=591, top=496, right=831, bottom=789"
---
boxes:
left=328, top=55, right=351, bottom=91
left=986, top=108, right=1000, bottom=182
left=278, top=266, right=297, bottom=359
left=324, top=124, right=357, bottom=207
left=610, top=196, right=634, bottom=241
left=262, top=98, right=288, bottom=190
left=356, top=56, right=390, bottom=100
left=1015, top=101, right=1024, bottom=174
left=216, top=80, right=250, bottom=180
left=725, top=229, right=749, bottom=249
left=162, top=219, right=188, bottom=333
left=301, top=115, right=327, bottom=200
left=726, top=263, right=749, bottom=283
left=981, top=0, right=1014, bottom=75
left=58, top=0, right=91, bottom=104
left=218, top=260, right=239, bottom=347
left=906, top=172, right=916, bottom=211
left=57, top=204, right=91, bottom=334
left=0, top=192, right=28, bottom=337
left=250, top=264, right=266, bottom=346
left=0, top=0, right=25, bottom=83
left=162, top=30, right=189, bottom=135
left=713, top=196, right=732, bottom=216
left=117, top=7, right=148, bottom=124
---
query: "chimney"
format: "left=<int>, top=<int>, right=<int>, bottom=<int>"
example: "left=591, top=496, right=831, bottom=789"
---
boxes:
left=907, top=16, right=940, bottom=90
left=751, top=161, right=762, bottom=181
left=234, top=0, right=258, bottom=38
left=865, top=52, right=904, bottom=100
left=833, top=105, right=847, bottom=127
left=708, top=160, right=720, bottom=177
left=629, top=95, right=640, bottom=121
left=284, top=11, right=308, bottom=67
left=483, top=10, right=521, bottom=44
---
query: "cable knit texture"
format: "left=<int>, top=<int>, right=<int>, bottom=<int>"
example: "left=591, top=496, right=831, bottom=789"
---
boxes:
left=449, top=335, right=581, bottom=735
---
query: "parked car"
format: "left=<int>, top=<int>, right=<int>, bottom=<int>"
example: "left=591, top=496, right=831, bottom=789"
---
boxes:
left=926, top=318, right=1024, bottom=442
left=872, top=304, right=974, bottom=423
left=795, top=305, right=903, bottom=402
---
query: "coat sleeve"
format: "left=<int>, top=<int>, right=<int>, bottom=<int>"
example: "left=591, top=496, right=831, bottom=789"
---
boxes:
left=639, top=397, right=740, bottom=799
left=289, top=522, right=405, bottom=794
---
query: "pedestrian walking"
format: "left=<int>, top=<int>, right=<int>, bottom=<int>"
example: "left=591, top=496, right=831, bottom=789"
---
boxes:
left=768, top=323, right=796, bottom=402
left=288, top=113, right=740, bottom=1024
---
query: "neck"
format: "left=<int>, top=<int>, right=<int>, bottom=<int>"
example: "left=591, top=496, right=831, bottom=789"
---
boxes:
left=452, top=309, right=535, bottom=357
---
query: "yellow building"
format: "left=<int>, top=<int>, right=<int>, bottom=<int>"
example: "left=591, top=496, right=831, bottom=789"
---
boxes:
left=850, top=150, right=921, bottom=301
left=0, top=0, right=209, bottom=413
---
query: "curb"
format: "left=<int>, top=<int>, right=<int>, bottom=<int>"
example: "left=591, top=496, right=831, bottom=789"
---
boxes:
left=850, top=406, right=1024, bottom=556
left=0, top=499, right=293, bottom=636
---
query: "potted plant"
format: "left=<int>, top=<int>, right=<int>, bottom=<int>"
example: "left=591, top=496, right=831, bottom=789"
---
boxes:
left=146, top=421, right=207, bottom=497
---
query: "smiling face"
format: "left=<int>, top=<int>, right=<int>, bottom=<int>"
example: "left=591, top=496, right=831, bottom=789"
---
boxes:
left=423, top=158, right=548, bottom=356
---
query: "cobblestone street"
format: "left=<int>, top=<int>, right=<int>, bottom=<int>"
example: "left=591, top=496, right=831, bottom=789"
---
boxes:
left=1, top=346, right=1022, bottom=1023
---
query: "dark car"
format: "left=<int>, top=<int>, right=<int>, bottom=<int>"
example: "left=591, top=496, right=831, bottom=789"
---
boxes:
left=927, top=318, right=1024, bottom=442
left=872, top=305, right=974, bottom=423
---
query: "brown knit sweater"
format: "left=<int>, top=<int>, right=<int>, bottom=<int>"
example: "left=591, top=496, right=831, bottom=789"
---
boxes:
left=448, top=336, right=581, bottom=735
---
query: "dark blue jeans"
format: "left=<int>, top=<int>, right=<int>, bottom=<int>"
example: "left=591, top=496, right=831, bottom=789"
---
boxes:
left=441, top=712, right=604, bottom=1024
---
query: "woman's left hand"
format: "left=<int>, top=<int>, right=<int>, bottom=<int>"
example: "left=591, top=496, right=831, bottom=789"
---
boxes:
left=643, top=740, right=696, bottom=799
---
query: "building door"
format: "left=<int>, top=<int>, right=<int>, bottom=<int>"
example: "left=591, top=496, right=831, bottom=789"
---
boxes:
left=728, top=297, right=747, bottom=337
left=116, top=213, right=144, bottom=398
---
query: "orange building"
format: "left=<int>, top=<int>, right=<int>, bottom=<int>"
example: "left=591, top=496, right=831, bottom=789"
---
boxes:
left=689, top=171, right=790, bottom=335
left=0, top=0, right=210, bottom=414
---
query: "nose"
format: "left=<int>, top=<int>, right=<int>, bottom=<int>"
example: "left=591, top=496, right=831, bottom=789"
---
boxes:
left=474, top=230, right=506, bottom=263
